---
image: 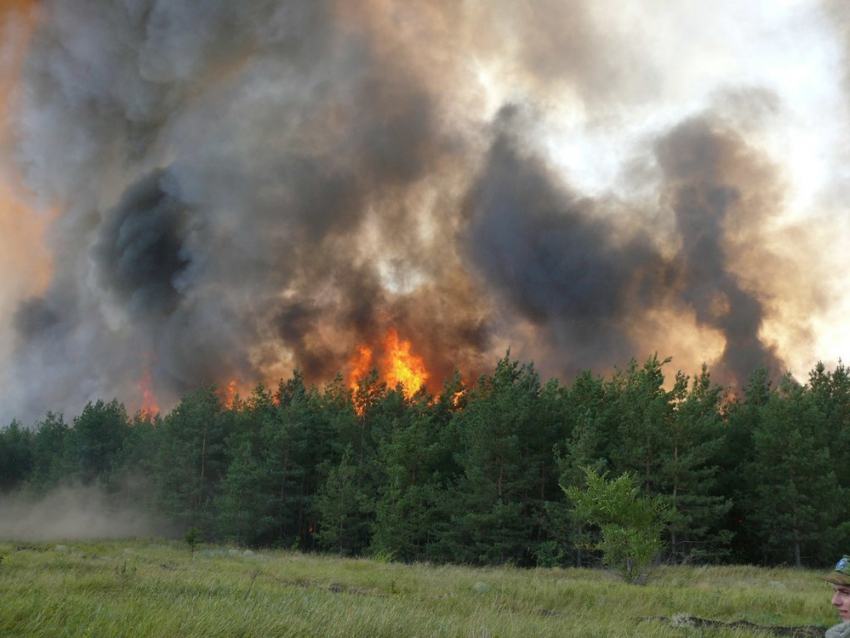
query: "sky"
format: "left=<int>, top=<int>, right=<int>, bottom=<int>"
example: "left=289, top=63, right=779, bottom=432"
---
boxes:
left=0, top=0, right=848, bottom=423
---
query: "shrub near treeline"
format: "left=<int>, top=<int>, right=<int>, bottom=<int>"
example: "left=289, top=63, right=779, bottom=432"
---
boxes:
left=1, top=354, right=848, bottom=570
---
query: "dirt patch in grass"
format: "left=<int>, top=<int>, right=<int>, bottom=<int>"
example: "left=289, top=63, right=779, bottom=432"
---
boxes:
left=648, top=615, right=826, bottom=636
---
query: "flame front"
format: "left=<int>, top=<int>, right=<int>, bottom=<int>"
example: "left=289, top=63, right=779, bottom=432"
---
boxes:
left=382, top=328, right=428, bottom=398
left=348, top=343, right=374, bottom=395
left=347, top=329, right=429, bottom=400
left=222, top=379, right=239, bottom=410
left=138, top=368, right=159, bottom=420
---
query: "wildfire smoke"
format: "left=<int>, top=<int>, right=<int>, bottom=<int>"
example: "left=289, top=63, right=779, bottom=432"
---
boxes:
left=0, top=0, right=847, bottom=422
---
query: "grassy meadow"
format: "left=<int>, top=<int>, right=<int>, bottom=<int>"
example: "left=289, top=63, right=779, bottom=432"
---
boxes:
left=0, top=540, right=838, bottom=638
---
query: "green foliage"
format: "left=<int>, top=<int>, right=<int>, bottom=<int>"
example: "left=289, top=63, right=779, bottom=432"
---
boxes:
left=565, top=467, right=673, bottom=583
left=4, top=354, right=850, bottom=571
left=439, top=355, right=566, bottom=565
left=605, top=355, right=673, bottom=490
left=314, top=446, right=373, bottom=555
left=661, top=365, right=733, bottom=562
left=71, top=399, right=131, bottom=485
left=27, top=412, right=73, bottom=490
left=218, top=439, right=269, bottom=545
left=155, top=386, right=231, bottom=531
left=370, top=410, right=445, bottom=562
left=554, top=369, right=610, bottom=567
left=531, top=540, right=565, bottom=567
left=0, top=421, right=33, bottom=492
left=184, top=527, right=202, bottom=556
left=749, top=374, right=847, bottom=565
left=719, top=366, right=772, bottom=563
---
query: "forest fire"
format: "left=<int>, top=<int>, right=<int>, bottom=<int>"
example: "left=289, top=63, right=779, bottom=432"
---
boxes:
left=2, top=0, right=844, bottom=427
left=348, top=328, right=430, bottom=400
left=348, top=344, right=374, bottom=396
left=221, top=380, right=239, bottom=410
left=137, top=369, right=159, bottom=420
left=136, top=373, right=252, bottom=417
left=383, top=329, right=430, bottom=397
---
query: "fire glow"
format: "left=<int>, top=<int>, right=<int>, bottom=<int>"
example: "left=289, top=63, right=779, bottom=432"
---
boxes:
left=134, top=329, right=431, bottom=418
left=137, top=369, right=159, bottom=420
left=348, top=328, right=429, bottom=399
left=221, top=379, right=239, bottom=410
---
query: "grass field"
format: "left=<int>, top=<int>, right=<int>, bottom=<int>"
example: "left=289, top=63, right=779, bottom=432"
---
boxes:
left=0, top=540, right=837, bottom=637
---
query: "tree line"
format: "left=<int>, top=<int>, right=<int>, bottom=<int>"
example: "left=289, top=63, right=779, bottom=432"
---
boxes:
left=0, top=354, right=847, bottom=569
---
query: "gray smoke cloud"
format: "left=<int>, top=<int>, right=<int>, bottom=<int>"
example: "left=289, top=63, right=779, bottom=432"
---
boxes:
left=463, top=108, right=787, bottom=386
left=463, top=106, right=665, bottom=375
left=92, top=169, right=191, bottom=320
left=0, top=0, right=833, bottom=422
left=655, top=116, right=787, bottom=385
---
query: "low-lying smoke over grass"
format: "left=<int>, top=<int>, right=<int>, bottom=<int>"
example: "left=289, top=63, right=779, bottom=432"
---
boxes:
left=0, top=540, right=838, bottom=637
left=0, top=484, right=164, bottom=541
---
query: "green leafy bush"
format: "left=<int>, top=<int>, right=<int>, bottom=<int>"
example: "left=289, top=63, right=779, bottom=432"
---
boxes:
left=564, top=467, right=672, bottom=583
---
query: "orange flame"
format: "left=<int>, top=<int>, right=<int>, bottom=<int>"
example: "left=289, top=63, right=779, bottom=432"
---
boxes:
left=222, top=379, right=239, bottom=410
left=137, top=368, right=159, bottom=420
left=348, top=329, right=429, bottom=400
left=452, top=389, right=466, bottom=408
left=348, top=343, right=374, bottom=396
left=382, top=328, right=428, bottom=398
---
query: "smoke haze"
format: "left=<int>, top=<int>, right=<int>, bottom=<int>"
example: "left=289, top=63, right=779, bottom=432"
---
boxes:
left=0, top=483, right=165, bottom=541
left=0, top=0, right=848, bottom=422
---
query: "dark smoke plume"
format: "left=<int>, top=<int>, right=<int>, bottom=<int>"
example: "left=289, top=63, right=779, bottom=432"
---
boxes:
left=463, top=107, right=665, bottom=376
left=655, top=117, right=786, bottom=386
left=92, top=169, right=191, bottom=320
left=463, top=110, right=788, bottom=386
left=0, top=0, right=829, bottom=422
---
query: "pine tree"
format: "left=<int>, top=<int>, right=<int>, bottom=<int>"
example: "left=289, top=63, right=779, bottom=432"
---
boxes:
left=215, top=385, right=279, bottom=545
left=70, top=399, right=130, bottom=486
left=218, top=439, right=269, bottom=545
left=554, top=370, right=610, bottom=567
left=750, top=375, right=846, bottom=566
left=606, top=356, right=674, bottom=491
left=661, top=365, right=732, bottom=562
left=443, top=355, right=553, bottom=565
left=155, top=386, right=230, bottom=533
left=371, top=408, right=444, bottom=561
left=28, top=412, right=73, bottom=491
left=315, top=446, right=372, bottom=555
left=719, top=366, right=771, bottom=563
left=0, top=421, right=34, bottom=492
